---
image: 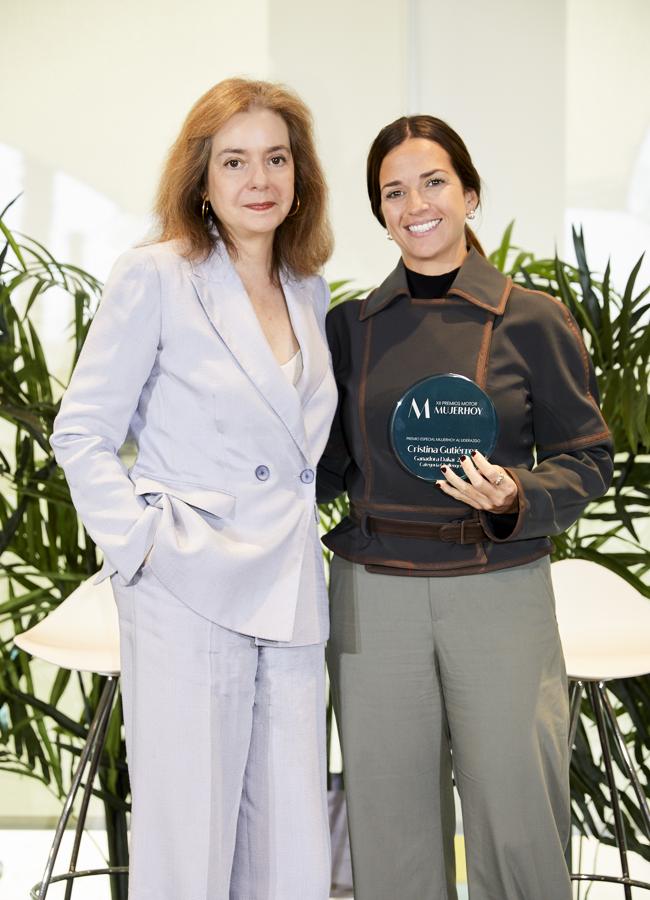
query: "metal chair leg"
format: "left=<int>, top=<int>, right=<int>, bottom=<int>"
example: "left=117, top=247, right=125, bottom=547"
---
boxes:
left=589, top=681, right=633, bottom=900
left=599, top=683, right=650, bottom=836
left=35, top=676, right=118, bottom=900
left=64, top=676, right=119, bottom=900
left=568, top=679, right=583, bottom=750
left=568, top=678, right=650, bottom=897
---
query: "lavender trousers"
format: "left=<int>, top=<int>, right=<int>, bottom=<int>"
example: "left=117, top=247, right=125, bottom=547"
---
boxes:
left=113, top=564, right=331, bottom=900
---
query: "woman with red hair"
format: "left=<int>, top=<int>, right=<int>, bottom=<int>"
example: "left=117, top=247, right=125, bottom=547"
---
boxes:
left=52, top=78, right=336, bottom=900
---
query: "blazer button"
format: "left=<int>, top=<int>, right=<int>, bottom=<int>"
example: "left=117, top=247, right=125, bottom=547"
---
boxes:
left=255, top=465, right=270, bottom=481
left=300, top=468, right=315, bottom=484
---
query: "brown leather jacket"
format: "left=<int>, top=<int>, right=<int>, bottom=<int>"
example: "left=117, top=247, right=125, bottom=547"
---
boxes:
left=317, top=247, right=614, bottom=576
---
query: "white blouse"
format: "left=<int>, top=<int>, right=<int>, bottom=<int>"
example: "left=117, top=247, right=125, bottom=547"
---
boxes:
left=280, top=348, right=303, bottom=386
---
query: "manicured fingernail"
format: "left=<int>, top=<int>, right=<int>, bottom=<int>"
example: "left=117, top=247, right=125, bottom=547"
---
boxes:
left=441, top=466, right=447, bottom=473
left=470, top=449, right=477, bottom=457
left=460, top=454, right=467, bottom=461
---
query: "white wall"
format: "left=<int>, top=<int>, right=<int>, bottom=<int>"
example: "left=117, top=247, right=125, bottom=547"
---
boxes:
left=567, top=0, right=650, bottom=211
left=565, top=0, right=650, bottom=290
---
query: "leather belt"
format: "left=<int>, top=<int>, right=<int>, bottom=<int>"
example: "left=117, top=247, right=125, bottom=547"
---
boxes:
left=350, top=506, right=487, bottom=545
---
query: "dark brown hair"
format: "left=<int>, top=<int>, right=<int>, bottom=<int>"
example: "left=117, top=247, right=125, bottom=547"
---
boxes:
left=366, top=115, right=485, bottom=256
left=154, top=78, right=333, bottom=276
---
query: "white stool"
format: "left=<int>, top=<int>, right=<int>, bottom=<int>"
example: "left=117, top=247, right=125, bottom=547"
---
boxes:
left=553, top=558, right=650, bottom=898
left=13, top=575, right=126, bottom=900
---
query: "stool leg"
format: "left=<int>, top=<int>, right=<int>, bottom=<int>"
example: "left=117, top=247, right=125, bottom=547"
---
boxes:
left=36, top=676, right=118, bottom=900
left=64, top=676, right=119, bottom=900
left=568, top=679, right=583, bottom=751
left=599, top=683, right=650, bottom=837
left=566, top=681, right=584, bottom=884
left=588, top=681, right=632, bottom=900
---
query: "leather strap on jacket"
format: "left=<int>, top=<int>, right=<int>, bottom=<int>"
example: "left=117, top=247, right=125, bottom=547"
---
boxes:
left=350, top=505, right=487, bottom=545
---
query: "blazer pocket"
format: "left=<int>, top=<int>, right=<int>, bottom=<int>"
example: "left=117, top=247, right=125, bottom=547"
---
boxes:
left=133, top=475, right=236, bottom=519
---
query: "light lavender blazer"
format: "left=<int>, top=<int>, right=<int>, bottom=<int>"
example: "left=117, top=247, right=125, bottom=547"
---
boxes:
left=51, top=240, right=338, bottom=642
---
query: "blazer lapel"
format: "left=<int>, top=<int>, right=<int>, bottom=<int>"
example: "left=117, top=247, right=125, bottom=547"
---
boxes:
left=189, top=248, right=309, bottom=458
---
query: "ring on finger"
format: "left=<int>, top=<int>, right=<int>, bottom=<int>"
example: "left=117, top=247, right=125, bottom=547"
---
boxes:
left=493, top=472, right=505, bottom=487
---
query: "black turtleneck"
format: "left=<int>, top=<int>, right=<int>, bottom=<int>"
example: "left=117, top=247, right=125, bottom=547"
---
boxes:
left=405, top=266, right=460, bottom=300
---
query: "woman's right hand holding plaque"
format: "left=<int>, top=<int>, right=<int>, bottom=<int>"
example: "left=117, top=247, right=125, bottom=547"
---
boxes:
left=436, top=449, right=519, bottom=514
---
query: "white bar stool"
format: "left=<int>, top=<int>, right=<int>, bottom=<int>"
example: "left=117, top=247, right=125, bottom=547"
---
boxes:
left=13, top=574, right=126, bottom=899
left=552, top=558, right=650, bottom=898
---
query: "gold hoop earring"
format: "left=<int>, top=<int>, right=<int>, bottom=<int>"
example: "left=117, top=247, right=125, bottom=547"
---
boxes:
left=386, top=230, right=393, bottom=241
left=287, top=195, right=301, bottom=217
left=202, top=198, right=211, bottom=227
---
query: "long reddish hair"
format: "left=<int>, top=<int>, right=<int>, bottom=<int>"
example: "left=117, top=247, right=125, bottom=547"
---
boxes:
left=154, top=78, right=333, bottom=276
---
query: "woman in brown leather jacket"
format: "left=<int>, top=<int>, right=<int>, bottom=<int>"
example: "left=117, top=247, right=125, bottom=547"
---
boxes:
left=317, top=115, right=613, bottom=900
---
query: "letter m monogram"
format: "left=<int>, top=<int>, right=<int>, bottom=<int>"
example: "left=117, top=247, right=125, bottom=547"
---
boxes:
left=408, top=398, right=430, bottom=418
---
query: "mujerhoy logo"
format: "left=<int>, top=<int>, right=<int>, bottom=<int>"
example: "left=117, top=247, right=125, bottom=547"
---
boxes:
left=408, top=398, right=483, bottom=418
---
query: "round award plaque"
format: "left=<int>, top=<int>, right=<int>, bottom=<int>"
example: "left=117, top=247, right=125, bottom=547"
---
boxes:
left=389, top=373, right=499, bottom=482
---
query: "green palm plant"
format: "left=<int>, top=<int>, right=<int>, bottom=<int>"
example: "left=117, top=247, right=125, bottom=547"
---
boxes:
left=490, top=223, right=650, bottom=862
left=491, top=223, right=649, bottom=592
left=0, top=198, right=129, bottom=899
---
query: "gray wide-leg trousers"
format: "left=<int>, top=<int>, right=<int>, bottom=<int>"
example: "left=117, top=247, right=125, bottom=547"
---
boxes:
left=327, top=555, right=572, bottom=900
left=113, top=565, right=331, bottom=900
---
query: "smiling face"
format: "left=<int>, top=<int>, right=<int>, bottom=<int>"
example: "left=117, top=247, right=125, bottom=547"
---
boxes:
left=206, top=107, right=295, bottom=248
left=379, top=138, right=478, bottom=275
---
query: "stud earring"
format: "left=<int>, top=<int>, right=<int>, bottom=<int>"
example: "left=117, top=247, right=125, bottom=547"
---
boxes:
left=386, top=230, right=394, bottom=241
left=466, top=208, right=476, bottom=220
